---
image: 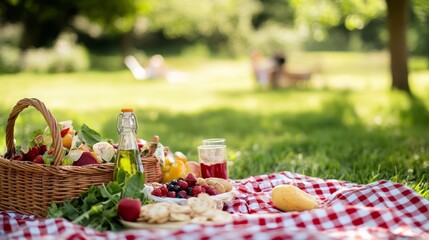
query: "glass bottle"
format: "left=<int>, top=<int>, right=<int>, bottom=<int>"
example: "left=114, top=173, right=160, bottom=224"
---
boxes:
left=113, top=108, right=144, bottom=182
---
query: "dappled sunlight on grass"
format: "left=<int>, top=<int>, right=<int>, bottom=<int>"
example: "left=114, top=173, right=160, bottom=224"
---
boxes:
left=0, top=53, right=427, bottom=134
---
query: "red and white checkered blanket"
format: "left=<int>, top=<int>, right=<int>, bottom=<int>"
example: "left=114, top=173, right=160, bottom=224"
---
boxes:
left=1, top=171, right=428, bottom=239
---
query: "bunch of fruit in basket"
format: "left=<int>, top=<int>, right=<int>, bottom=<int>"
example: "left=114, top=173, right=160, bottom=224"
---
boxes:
left=138, top=135, right=201, bottom=183
left=11, top=120, right=115, bottom=166
left=151, top=173, right=233, bottom=199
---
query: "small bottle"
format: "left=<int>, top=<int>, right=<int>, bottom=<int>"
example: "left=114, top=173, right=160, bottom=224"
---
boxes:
left=113, top=108, right=144, bottom=182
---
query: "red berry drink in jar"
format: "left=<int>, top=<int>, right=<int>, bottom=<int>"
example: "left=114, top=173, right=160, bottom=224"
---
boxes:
left=200, top=161, right=228, bottom=179
left=198, top=145, right=228, bottom=179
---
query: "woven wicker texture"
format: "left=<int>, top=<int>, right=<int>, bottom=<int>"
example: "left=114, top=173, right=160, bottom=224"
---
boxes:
left=0, top=98, right=162, bottom=217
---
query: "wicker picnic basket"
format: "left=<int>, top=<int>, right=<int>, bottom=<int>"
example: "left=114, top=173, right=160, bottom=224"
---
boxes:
left=0, top=98, right=162, bottom=217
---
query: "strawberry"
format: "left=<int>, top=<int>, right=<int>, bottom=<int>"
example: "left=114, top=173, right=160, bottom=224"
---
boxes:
left=24, top=146, right=40, bottom=161
left=61, top=128, right=70, bottom=138
left=33, top=155, right=44, bottom=164
left=39, top=144, right=47, bottom=155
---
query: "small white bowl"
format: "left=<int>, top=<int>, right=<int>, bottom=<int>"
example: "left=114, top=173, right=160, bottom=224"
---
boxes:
left=143, top=184, right=237, bottom=209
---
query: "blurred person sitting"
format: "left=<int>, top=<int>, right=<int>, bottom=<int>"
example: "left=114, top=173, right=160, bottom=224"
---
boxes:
left=252, top=50, right=312, bottom=89
left=251, top=50, right=274, bottom=88
left=270, top=51, right=287, bottom=89
left=124, top=54, right=168, bottom=80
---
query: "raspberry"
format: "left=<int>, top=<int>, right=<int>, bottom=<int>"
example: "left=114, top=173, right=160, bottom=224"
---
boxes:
left=178, top=180, right=189, bottom=190
left=191, top=185, right=203, bottom=196
left=160, top=184, right=168, bottom=196
left=204, top=185, right=218, bottom=196
left=151, top=187, right=163, bottom=197
left=167, top=191, right=177, bottom=198
left=177, top=190, right=188, bottom=199
left=184, top=173, right=197, bottom=186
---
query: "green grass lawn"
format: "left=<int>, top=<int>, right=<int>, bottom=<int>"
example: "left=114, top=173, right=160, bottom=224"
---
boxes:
left=1, top=51, right=428, bottom=199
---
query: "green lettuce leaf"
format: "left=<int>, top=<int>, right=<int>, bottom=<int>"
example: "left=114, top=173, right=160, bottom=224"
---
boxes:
left=78, top=124, right=102, bottom=147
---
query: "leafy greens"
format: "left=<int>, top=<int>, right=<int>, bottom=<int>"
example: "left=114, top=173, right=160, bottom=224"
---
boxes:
left=47, top=173, right=150, bottom=231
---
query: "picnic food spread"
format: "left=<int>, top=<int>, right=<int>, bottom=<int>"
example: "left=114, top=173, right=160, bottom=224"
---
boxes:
left=1, top=98, right=428, bottom=239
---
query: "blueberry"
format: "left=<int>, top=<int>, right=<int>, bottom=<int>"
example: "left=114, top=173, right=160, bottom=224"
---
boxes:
left=186, top=186, right=193, bottom=196
left=167, top=184, right=175, bottom=191
left=172, top=185, right=181, bottom=192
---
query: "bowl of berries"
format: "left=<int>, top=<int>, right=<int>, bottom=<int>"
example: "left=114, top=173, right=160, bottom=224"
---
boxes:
left=143, top=173, right=236, bottom=208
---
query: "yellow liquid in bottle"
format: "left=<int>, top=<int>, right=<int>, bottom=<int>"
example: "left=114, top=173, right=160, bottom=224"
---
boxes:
left=113, top=149, right=143, bottom=181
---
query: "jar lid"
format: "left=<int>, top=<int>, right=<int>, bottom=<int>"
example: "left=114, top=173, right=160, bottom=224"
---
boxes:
left=121, top=108, right=134, bottom=112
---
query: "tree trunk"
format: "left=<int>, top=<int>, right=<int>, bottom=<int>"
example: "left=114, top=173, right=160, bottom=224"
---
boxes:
left=386, top=0, right=411, bottom=94
left=121, top=31, right=134, bottom=57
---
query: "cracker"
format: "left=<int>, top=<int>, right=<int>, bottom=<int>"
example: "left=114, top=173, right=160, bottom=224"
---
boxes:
left=170, top=212, right=191, bottom=222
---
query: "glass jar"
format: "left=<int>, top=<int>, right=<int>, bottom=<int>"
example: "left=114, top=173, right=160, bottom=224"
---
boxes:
left=198, top=144, right=228, bottom=179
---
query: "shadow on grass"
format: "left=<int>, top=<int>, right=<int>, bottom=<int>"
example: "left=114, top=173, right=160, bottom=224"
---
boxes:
left=401, top=94, right=429, bottom=126
left=0, top=90, right=428, bottom=195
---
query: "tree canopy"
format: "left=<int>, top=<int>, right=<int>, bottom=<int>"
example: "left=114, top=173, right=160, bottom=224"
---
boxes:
left=0, top=0, right=149, bottom=49
left=1, top=0, right=428, bottom=94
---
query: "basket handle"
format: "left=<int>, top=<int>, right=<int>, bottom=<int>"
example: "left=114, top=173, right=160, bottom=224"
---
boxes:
left=4, top=98, right=63, bottom=166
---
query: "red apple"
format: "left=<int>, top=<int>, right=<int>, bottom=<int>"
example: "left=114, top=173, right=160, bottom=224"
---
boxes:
left=117, top=198, right=141, bottom=222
